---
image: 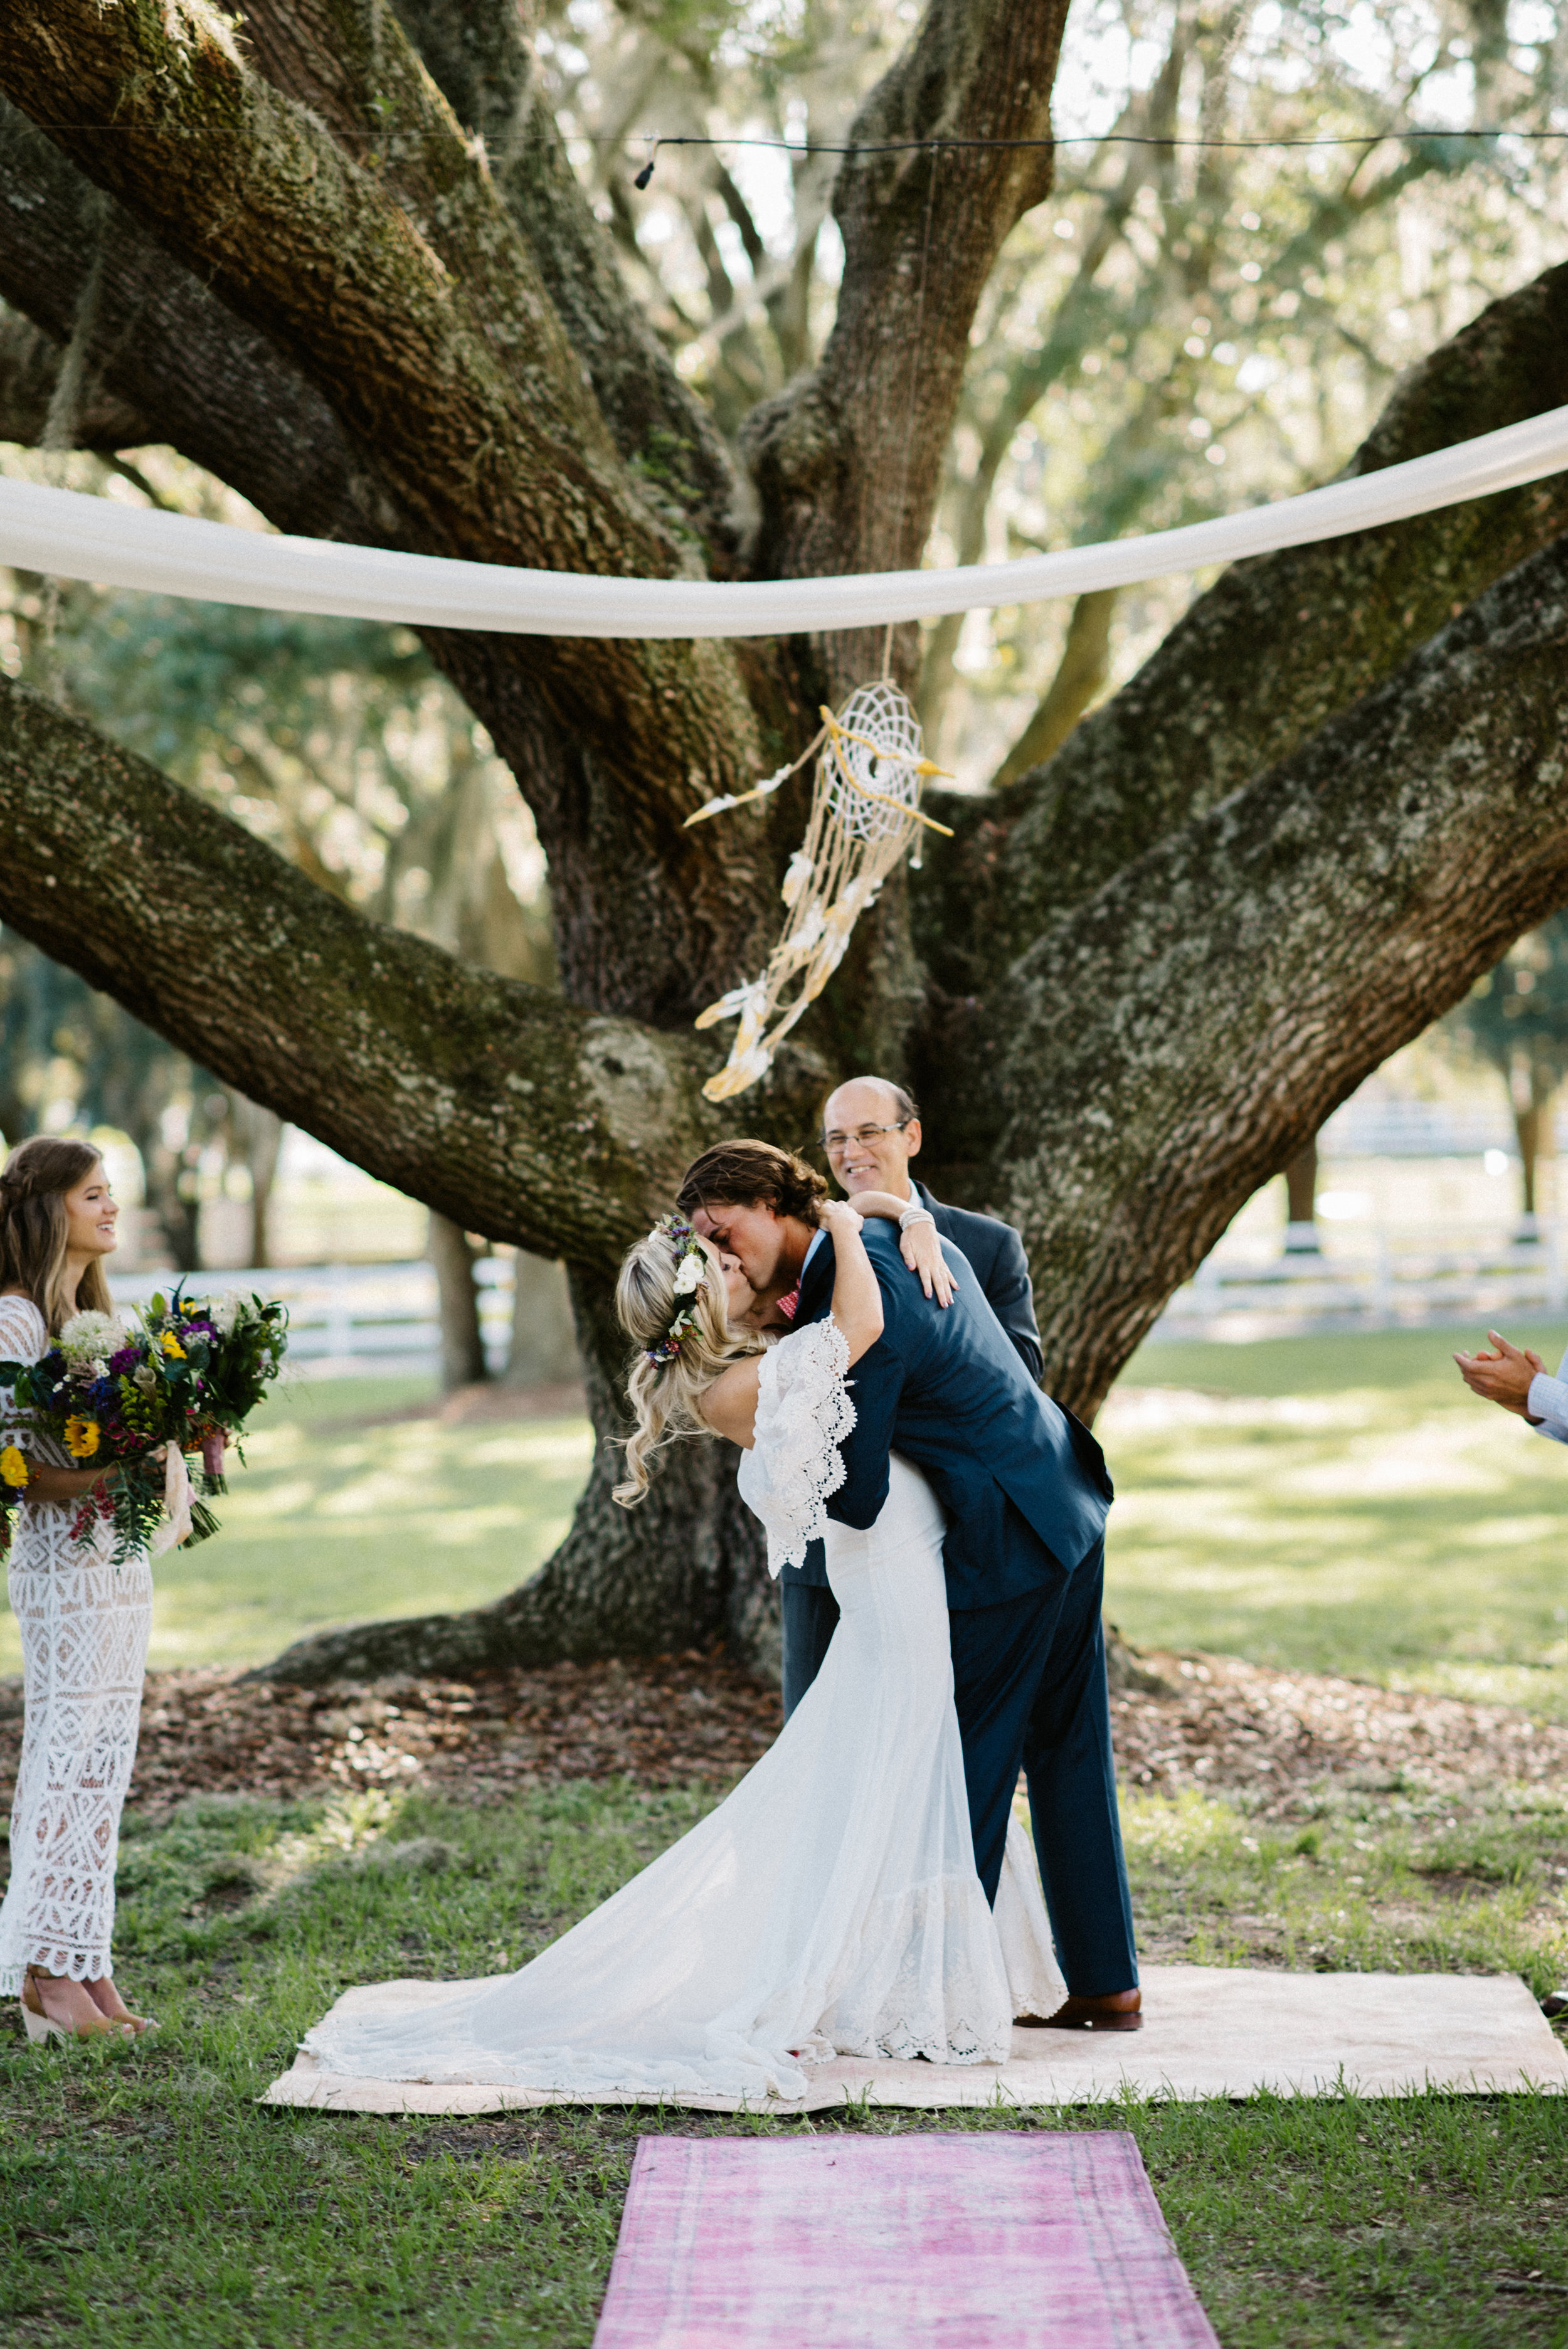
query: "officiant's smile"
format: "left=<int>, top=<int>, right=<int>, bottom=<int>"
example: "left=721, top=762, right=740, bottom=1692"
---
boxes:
left=824, top=1076, right=922, bottom=1201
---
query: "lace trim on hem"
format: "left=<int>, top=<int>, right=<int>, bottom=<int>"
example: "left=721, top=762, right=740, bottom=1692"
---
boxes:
left=0, top=1954, right=115, bottom=1994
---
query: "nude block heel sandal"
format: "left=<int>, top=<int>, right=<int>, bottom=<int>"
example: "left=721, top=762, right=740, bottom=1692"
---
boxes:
left=21, top=1968, right=67, bottom=2044
left=19, top=1967, right=137, bottom=2042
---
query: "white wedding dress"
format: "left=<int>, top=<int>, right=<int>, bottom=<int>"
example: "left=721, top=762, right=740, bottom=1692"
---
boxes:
left=289, top=1318, right=1063, bottom=2104
left=0, top=1295, right=154, bottom=1995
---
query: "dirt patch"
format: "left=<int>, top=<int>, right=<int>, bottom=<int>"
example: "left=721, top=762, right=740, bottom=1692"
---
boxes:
left=0, top=1643, right=1562, bottom=1825
left=0, top=1652, right=784, bottom=1822
left=1111, top=1649, right=1568, bottom=1815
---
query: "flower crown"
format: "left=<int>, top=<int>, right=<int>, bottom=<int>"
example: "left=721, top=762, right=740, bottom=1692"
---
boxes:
left=646, top=1214, right=710, bottom=1366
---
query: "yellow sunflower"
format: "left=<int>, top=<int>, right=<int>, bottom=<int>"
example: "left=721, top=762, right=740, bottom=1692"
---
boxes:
left=0, top=1445, right=28, bottom=1488
left=63, top=1416, right=100, bottom=1459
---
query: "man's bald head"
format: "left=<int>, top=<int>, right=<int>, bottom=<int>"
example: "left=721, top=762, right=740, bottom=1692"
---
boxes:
left=820, top=1075, right=922, bottom=1200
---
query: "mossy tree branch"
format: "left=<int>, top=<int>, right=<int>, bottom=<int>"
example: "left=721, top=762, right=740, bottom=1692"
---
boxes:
left=991, top=532, right=1568, bottom=1414
left=0, top=674, right=819, bottom=1265
left=975, top=261, right=1568, bottom=973
left=0, top=0, right=772, bottom=1017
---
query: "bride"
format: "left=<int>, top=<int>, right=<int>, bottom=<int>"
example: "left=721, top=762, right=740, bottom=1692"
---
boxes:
left=284, top=1194, right=1062, bottom=2104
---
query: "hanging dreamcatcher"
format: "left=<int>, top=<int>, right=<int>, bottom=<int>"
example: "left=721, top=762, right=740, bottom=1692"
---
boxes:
left=685, top=681, right=952, bottom=1102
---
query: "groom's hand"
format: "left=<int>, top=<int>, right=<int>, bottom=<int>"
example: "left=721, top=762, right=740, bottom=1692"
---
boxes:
left=1454, top=1330, right=1544, bottom=1418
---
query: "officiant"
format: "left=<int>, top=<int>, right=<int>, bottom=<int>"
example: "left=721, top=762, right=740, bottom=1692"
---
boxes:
left=781, top=1074, right=1045, bottom=1714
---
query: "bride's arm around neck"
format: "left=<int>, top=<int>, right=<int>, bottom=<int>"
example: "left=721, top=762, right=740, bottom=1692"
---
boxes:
left=700, top=1202, right=882, bottom=1448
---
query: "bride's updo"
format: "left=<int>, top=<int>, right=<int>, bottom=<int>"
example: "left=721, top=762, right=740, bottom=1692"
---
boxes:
left=613, top=1215, right=763, bottom=1506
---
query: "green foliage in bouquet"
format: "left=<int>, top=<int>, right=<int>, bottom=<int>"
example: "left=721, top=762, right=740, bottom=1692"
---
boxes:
left=0, top=1288, right=289, bottom=1566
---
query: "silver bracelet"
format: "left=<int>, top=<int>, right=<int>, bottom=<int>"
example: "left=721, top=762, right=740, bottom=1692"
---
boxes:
left=898, top=1204, right=936, bottom=1233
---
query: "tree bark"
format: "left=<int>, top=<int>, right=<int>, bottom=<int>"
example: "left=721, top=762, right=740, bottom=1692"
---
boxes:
left=503, top=1254, right=580, bottom=1387
left=0, top=8, right=773, bottom=1024
left=260, top=1266, right=776, bottom=1687
left=914, top=260, right=1568, bottom=1189
left=0, top=675, right=821, bottom=1266
left=1515, top=1100, right=1540, bottom=1222
left=1282, top=1139, right=1320, bottom=1254
left=987, top=533, right=1568, bottom=1414
left=4, top=3, right=1568, bottom=1691
left=0, top=307, right=150, bottom=450
left=919, top=260, right=1568, bottom=1017
left=428, top=1213, right=489, bottom=1391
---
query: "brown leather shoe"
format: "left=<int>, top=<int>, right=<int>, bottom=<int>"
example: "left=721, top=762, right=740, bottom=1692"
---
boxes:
left=1016, top=1988, right=1143, bottom=2032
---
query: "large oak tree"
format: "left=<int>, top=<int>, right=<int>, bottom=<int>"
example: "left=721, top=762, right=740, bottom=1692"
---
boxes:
left=1, top=1, right=1567, bottom=1682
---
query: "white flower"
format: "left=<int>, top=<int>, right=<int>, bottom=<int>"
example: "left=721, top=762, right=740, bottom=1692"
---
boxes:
left=672, top=1252, right=706, bottom=1296
left=59, top=1311, right=129, bottom=1363
left=211, top=1291, right=245, bottom=1336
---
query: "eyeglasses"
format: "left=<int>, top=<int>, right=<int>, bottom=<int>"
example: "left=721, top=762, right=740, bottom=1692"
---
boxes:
left=820, top=1121, right=910, bottom=1155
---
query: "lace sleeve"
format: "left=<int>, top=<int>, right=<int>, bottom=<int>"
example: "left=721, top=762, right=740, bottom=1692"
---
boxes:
left=0, top=1295, right=47, bottom=1436
left=745, top=1316, right=856, bottom=1577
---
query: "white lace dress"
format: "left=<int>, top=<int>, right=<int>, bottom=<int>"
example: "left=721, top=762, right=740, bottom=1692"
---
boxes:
left=0, top=1295, right=154, bottom=1993
left=289, top=1319, right=1064, bottom=2104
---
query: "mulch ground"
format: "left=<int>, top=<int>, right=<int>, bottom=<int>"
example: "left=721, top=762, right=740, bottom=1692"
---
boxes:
left=0, top=1645, right=1562, bottom=1824
left=1111, top=1648, right=1568, bottom=1813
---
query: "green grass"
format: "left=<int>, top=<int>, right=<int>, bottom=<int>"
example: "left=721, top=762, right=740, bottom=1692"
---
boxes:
left=7, top=1327, right=1566, bottom=1717
left=0, top=1377, right=595, bottom=1676
left=1108, top=1322, right=1568, bottom=1716
left=4, top=1780, right=1566, bottom=2348
left=8, top=1334, right=1568, bottom=2343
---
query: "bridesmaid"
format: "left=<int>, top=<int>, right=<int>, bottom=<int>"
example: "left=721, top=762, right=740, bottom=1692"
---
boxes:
left=0, top=1137, right=157, bottom=2040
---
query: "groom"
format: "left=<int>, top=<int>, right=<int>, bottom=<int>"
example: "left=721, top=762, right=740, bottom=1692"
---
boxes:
left=677, top=1138, right=1140, bottom=2029
left=778, top=1073, right=1046, bottom=1715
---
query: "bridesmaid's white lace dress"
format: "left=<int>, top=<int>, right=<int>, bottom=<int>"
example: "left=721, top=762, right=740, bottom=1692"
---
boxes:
left=283, top=1318, right=1063, bottom=2104
left=0, top=1295, right=153, bottom=1994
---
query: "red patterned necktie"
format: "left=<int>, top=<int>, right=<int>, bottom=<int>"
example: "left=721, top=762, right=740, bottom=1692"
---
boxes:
left=776, top=1286, right=800, bottom=1323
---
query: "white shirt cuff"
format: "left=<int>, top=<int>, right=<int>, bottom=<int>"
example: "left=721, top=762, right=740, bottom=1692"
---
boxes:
left=1527, top=1370, right=1568, bottom=1441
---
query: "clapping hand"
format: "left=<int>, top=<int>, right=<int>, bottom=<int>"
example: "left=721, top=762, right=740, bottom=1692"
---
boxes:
left=1453, top=1329, right=1545, bottom=1418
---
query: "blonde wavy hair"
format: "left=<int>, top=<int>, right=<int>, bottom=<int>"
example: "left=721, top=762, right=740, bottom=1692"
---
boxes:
left=612, top=1224, right=764, bottom=1506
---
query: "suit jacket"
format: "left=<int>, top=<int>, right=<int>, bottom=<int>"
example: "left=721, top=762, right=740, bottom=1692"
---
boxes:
left=781, top=1219, right=1111, bottom=1608
left=913, top=1179, right=1042, bottom=1382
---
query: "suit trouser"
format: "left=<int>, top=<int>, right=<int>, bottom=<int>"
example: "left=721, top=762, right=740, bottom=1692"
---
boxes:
left=781, top=1581, right=840, bottom=1719
left=946, top=1538, right=1138, bottom=1997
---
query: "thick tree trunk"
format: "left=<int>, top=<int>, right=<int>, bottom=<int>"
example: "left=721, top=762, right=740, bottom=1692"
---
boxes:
left=428, top=1214, right=489, bottom=1391
left=246, top=1110, right=284, bottom=1272
left=5, top=2, right=1568, bottom=1690
left=918, top=262, right=1568, bottom=1019
left=503, top=1254, right=580, bottom=1388
left=1283, top=1140, right=1320, bottom=1254
left=257, top=1266, right=773, bottom=1687
left=1515, top=1103, right=1540, bottom=1222
left=988, top=534, right=1568, bottom=1414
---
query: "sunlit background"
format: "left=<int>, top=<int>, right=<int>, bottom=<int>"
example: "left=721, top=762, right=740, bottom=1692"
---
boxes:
left=4, top=0, right=1568, bottom=1704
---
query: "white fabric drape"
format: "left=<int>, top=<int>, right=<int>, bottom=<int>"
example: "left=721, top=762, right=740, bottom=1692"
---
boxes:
left=4, top=404, right=1567, bottom=639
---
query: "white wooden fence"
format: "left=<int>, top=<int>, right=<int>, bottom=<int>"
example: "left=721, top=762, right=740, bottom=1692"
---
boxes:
left=110, top=1258, right=520, bottom=1379
left=106, top=1222, right=1568, bottom=1376
left=1153, top=1223, right=1568, bottom=1341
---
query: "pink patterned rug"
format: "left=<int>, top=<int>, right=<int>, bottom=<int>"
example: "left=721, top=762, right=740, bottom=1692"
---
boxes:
left=593, top=2131, right=1219, bottom=2347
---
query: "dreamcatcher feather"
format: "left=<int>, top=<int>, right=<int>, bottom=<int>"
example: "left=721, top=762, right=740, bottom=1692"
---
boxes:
left=685, top=681, right=951, bottom=1103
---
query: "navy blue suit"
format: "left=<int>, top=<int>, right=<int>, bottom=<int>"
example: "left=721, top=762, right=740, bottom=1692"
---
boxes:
left=780, top=1183, right=1041, bottom=1709
left=783, top=1220, right=1137, bottom=1996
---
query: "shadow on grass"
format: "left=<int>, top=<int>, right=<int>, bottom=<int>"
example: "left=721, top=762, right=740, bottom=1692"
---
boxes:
left=3, top=1782, right=1565, bottom=2348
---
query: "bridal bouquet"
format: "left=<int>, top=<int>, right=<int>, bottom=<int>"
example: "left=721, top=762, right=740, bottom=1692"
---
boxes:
left=0, top=1287, right=289, bottom=1564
